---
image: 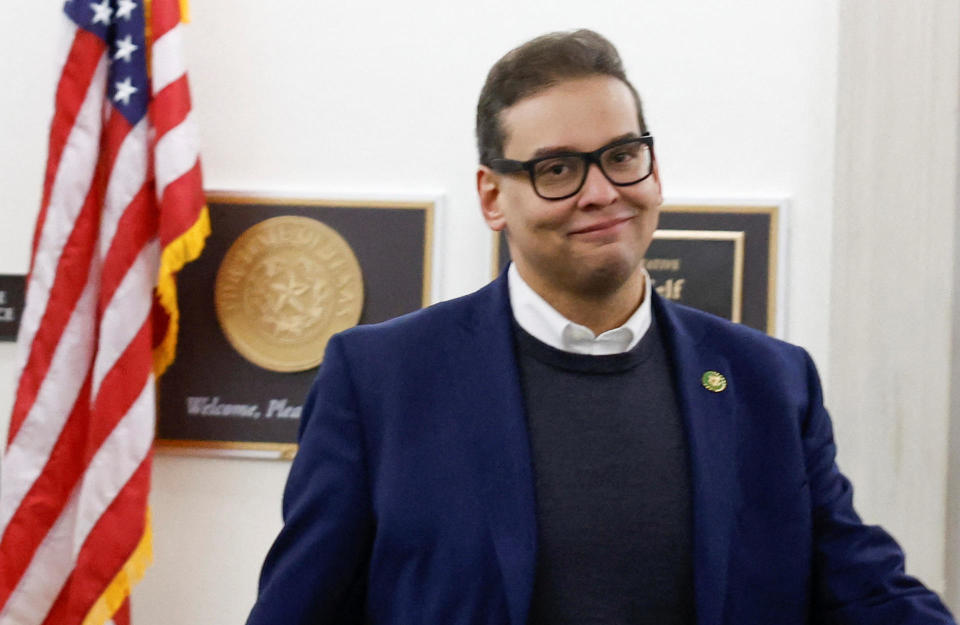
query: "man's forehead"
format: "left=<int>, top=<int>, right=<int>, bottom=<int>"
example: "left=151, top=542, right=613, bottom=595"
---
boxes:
left=499, top=75, right=640, bottom=158
left=529, top=132, right=642, bottom=159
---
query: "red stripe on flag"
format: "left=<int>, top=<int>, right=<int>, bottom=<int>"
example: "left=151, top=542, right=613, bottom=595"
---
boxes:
left=149, top=75, right=191, bottom=141
left=100, top=110, right=137, bottom=183
left=7, top=113, right=132, bottom=446
left=158, top=160, right=204, bottom=247
left=87, top=322, right=153, bottom=464
left=99, top=185, right=158, bottom=310
left=33, top=30, right=107, bottom=272
left=10, top=180, right=103, bottom=445
left=151, top=293, right=170, bottom=351
left=39, top=456, right=151, bottom=625
left=113, top=597, right=131, bottom=625
left=0, top=320, right=152, bottom=604
left=0, top=375, right=92, bottom=609
left=151, top=0, right=182, bottom=42
left=0, top=281, right=151, bottom=617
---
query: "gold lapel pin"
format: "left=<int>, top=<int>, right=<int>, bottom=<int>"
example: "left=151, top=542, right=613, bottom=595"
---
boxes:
left=701, top=370, right=727, bottom=393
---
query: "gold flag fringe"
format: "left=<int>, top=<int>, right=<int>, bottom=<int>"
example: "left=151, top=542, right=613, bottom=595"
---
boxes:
left=153, top=205, right=211, bottom=377
left=81, top=509, right=154, bottom=625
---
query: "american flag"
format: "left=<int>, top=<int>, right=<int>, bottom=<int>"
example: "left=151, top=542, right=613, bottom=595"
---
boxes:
left=0, top=1, right=208, bottom=623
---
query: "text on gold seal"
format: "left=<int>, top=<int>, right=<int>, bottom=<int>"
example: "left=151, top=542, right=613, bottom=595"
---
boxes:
left=214, top=216, right=364, bottom=372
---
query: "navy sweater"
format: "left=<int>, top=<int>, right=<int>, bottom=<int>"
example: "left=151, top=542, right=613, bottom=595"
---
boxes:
left=515, top=314, right=695, bottom=625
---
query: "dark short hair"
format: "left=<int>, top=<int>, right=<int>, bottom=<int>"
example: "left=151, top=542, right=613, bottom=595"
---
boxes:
left=476, top=29, right=648, bottom=166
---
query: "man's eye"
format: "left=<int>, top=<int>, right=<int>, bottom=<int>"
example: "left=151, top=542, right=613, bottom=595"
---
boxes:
left=609, top=149, right=637, bottom=163
left=536, top=159, right=571, bottom=178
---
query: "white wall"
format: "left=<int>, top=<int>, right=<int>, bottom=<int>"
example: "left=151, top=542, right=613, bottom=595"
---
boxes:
left=12, top=0, right=955, bottom=623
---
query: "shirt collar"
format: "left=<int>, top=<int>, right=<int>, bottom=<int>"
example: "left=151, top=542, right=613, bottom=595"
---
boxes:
left=507, top=263, right=652, bottom=355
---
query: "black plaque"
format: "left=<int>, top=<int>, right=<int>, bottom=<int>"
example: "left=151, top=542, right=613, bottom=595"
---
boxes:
left=0, top=275, right=26, bottom=342
left=493, top=204, right=778, bottom=334
left=645, top=230, right=744, bottom=322
left=156, top=194, right=434, bottom=457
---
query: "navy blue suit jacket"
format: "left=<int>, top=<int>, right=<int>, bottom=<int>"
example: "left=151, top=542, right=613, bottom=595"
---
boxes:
left=246, top=274, right=955, bottom=625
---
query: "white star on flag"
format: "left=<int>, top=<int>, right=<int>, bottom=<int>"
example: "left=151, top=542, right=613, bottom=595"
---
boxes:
left=114, top=35, right=139, bottom=62
left=113, top=77, right=138, bottom=105
left=89, top=0, right=112, bottom=25
left=116, top=0, right=138, bottom=20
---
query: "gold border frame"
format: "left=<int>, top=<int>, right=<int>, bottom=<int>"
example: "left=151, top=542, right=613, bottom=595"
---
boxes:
left=155, top=192, right=436, bottom=460
left=652, top=229, right=745, bottom=323
left=490, top=203, right=778, bottom=332
left=157, top=439, right=299, bottom=460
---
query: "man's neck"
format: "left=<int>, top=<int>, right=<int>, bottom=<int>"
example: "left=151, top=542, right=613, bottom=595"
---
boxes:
left=515, top=265, right=646, bottom=336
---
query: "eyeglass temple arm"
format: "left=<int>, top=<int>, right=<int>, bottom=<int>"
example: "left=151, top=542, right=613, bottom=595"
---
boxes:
left=488, top=159, right=526, bottom=174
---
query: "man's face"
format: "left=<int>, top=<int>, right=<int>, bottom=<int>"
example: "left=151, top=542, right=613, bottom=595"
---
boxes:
left=479, top=75, right=661, bottom=298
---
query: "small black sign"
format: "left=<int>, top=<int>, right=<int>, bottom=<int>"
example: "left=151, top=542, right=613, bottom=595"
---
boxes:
left=0, top=275, right=26, bottom=342
left=645, top=231, right=744, bottom=322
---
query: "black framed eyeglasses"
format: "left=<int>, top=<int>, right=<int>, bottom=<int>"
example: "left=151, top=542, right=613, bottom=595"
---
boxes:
left=489, top=134, right=655, bottom=200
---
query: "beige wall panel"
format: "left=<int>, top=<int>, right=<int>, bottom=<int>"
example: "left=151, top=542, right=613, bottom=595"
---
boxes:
left=831, top=0, right=960, bottom=600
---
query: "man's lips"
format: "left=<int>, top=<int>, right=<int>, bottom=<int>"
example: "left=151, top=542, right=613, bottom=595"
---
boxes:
left=568, top=215, right=635, bottom=236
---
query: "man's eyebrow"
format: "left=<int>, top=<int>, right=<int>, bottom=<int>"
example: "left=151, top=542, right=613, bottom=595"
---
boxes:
left=530, top=145, right=579, bottom=159
left=529, top=132, right=641, bottom=159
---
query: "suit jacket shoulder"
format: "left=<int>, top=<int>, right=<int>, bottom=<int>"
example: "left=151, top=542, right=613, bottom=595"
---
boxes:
left=337, top=280, right=500, bottom=353
left=655, top=296, right=813, bottom=404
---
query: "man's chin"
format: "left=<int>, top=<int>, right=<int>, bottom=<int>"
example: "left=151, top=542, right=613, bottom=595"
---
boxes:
left=568, top=258, right=643, bottom=299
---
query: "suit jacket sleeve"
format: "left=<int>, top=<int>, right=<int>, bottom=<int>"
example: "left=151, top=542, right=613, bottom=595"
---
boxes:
left=800, top=348, right=955, bottom=624
left=246, top=334, right=373, bottom=625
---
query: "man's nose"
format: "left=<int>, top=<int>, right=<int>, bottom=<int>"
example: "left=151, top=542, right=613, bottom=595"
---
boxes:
left=576, top=162, right=618, bottom=208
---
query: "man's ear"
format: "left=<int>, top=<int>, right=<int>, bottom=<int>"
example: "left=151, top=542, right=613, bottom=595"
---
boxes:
left=477, top=166, right=507, bottom=232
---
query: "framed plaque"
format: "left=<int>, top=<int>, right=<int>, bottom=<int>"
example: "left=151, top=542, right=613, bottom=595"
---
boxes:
left=492, top=203, right=780, bottom=335
left=156, top=193, right=436, bottom=458
left=648, top=229, right=745, bottom=322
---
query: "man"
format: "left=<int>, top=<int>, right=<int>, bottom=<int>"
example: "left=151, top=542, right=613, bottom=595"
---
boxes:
left=246, top=30, right=956, bottom=625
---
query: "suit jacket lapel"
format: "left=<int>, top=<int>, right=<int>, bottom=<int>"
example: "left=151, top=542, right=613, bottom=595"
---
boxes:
left=453, top=275, right=536, bottom=625
left=654, top=295, right=740, bottom=625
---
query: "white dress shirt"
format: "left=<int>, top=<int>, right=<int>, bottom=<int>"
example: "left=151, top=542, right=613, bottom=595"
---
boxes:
left=507, top=263, right=652, bottom=356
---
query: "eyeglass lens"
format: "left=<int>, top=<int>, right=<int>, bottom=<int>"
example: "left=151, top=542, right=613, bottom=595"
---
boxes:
left=533, top=140, right=652, bottom=199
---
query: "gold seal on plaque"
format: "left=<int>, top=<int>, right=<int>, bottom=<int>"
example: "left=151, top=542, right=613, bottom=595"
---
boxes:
left=214, top=216, right=364, bottom=372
